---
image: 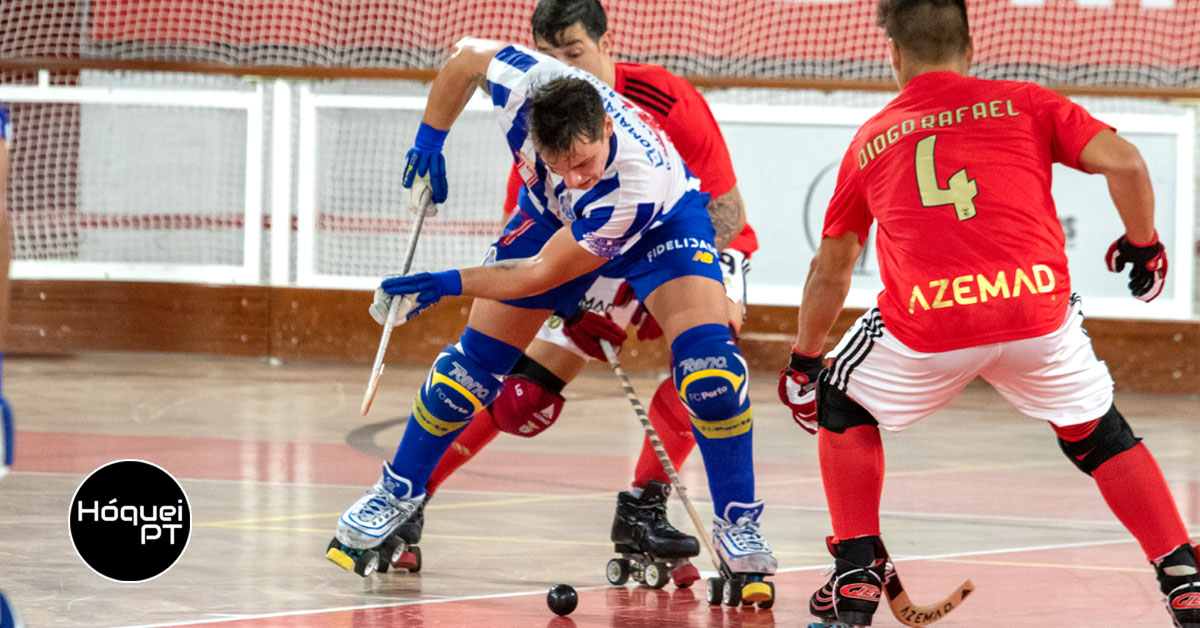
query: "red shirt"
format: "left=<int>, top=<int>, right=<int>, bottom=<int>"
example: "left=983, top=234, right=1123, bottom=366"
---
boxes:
left=823, top=72, right=1111, bottom=353
left=503, top=62, right=757, bottom=255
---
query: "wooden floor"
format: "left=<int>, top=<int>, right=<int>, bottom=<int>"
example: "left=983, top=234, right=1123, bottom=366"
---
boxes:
left=2, top=352, right=1196, bottom=627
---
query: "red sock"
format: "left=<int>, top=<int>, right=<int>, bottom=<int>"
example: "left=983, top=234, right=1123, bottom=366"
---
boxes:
left=1088, top=442, right=1189, bottom=561
left=425, top=406, right=501, bottom=496
left=819, top=425, right=884, bottom=541
left=632, top=377, right=696, bottom=488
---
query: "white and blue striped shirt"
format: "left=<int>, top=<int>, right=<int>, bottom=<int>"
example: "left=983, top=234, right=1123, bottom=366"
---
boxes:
left=486, top=45, right=702, bottom=258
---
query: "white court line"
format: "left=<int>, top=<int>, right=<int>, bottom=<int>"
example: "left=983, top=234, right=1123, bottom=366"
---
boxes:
left=116, top=536, right=1146, bottom=628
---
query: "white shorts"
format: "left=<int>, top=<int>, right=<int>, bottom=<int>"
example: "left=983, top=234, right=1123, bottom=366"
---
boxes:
left=826, top=294, right=1114, bottom=430
left=537, top=248, right=750, bottom=361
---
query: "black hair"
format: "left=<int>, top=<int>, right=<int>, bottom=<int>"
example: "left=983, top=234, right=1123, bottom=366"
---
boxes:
left=877, top=0, right=970, bottom=65
left=528, top=77, right=606, bottom=158
left=531, top=0, right=608, bottom=47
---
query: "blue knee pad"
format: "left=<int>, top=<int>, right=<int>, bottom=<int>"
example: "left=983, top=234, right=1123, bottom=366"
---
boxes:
left=390, top=328, right=522, bottom=492
left=671, top=323, right=754, bottom=514
left=673, top=324, right=751, bottom=435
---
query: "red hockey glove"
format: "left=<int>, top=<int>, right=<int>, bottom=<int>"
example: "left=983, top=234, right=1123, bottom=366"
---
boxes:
left=777, top=349, right=824, bottom=434
left=614, top=282, right=663, bottom=341
left=1105, top=234, right=1168, bottom=303
left=562, top=310, right=627, bottom=361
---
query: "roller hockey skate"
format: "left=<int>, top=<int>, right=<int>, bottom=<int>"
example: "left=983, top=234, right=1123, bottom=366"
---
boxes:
left=1155, top=543, right=1200, bottom=628
left=606, top=480, right=702, bottom=589
left=807, top=535, right=886, bottom=628
left=325, top=463, right=424, bottom=577
left=704, top=501, right=776, bottom=609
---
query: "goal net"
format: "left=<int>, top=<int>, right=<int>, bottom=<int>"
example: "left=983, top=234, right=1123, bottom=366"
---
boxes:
left=0, top=1, right=1196, bottom=315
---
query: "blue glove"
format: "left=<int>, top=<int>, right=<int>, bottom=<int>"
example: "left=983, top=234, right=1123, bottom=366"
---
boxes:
left=402, top=123, right=449, bottom=214
left=369, top=270, right=462, bottom=326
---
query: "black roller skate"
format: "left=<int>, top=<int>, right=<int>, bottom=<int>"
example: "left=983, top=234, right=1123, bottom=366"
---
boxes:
left=606, top=480, right=702, bottom=589
left=704, top=501, right=776, bottom=609
left=1155, top=543, right=1200, bottom=628
left=807, top=536, right=886, bottom=628
left=325, top=463, right=424, bottom=577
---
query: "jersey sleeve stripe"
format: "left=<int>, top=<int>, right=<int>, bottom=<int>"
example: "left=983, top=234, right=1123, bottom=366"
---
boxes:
left=623, top=84, right=674, bottom=114
left=494, top=46, right=539, bottom=72
left=504, top=101, right=532, bottom=154
left=623, top=91, right=670, bottom=117
left=488, top=81, right=511, bottom=108
left=624, top=77, right=676, bottom=105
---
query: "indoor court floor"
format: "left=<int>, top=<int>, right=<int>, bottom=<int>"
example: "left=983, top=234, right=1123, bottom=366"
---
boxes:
left=2, top=352, right=1196, bottom=627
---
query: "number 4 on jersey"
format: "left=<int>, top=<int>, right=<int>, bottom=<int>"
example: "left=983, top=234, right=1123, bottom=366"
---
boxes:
left=915, top=134, right=978, bottom=221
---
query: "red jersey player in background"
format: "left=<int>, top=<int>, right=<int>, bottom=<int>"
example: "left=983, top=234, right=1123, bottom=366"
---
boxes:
left=423, top=0, right=761, bottom=589
left=776, top=1, right=1196, bottom=625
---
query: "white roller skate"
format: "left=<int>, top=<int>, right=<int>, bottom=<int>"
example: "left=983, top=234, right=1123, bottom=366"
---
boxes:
left=705, top=501, right=777, bottom=609
left=325, top=463, right=425, bottom=577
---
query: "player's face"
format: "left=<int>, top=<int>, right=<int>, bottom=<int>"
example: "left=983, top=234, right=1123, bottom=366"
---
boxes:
left=534, top=23, right=612, bottom=80
left=539, top=116, right=613, bottom=190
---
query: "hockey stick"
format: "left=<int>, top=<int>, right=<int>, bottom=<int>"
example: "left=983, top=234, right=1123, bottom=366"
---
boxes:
left=598, top=339, right=720, bottom=571
left=360, top=193, right=433, bottom=416
left=881, top=551, right=974, bottom=626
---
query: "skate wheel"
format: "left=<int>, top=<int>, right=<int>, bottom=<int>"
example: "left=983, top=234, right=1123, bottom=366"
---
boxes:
left=394, top=545, right=422, bottom=573
left=721, top=578, right=742, bottom=606
left=380, top=535, right=405, bottom=564
left=606, top=557, right=631, bottom=586
left=705, top=577, right=724, bottom=605
left=752, top=581, right=774, bottom=609
left=741, top=580, right=772, bottom=606
left=644, top=562, right=670, bottom=589
left=671, top=562, right=700, bottom=588
left=353, top=550, right=379, bottom=577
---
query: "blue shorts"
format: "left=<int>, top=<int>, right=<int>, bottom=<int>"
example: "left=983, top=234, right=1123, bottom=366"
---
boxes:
left=602, top=193, right=723, bottom=302
left=486, top=210, right=602, bottom=314
left=486, top=192, right=722, bottom=314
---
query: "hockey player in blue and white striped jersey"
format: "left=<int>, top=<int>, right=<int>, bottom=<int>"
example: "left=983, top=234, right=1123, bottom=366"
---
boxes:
left=329, top=39, right=776, bottom=603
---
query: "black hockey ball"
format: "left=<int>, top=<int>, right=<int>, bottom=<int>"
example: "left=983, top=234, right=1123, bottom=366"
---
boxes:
left=546, top=583, right=578, bottom=616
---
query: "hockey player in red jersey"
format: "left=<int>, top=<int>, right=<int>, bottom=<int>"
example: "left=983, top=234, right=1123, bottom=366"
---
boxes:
left=777, top=1, right=1196, bottom=626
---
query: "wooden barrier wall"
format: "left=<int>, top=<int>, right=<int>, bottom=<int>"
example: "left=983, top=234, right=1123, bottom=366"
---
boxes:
left=10, top=280, right=1199, bottom=394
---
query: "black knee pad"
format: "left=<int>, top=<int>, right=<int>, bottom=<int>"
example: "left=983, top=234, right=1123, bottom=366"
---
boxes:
left=1057, top=404, right=1141, bottom=476
left=817, top=378, right=878, bottom=434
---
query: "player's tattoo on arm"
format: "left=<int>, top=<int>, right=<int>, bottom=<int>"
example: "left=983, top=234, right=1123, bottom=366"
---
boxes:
left=707, top=186, right=747, bottom=250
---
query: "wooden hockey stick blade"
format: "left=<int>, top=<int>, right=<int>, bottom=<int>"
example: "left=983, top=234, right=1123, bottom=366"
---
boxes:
left=883, top=561, right=974, bottom=626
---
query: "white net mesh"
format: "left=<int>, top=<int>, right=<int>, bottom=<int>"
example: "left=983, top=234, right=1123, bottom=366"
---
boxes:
left=0, top=1, right=1196, bottom=299
left=1, top=1, right=1196, bottom=87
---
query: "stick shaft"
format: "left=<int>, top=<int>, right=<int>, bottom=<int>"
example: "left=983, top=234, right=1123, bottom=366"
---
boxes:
left=361, top=202, right=430, bottom=415
left=599, top=340, right=720, bottom=571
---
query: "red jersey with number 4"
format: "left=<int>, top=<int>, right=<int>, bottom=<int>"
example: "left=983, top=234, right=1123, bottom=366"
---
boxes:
left=823, top=72, right=1112, bottom=353
left=504, top=61, right=757, bottom=255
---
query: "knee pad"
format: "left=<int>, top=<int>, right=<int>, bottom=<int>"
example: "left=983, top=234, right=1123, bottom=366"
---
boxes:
left=671, top=323, right=751, bottom=439
left=817, top=379, right=878, bottom=434
left=491, top=357, right=566, bottom=438
left=1056, top=404, right=1141, bottom=475
left=414, top=343, right=507, bottom=438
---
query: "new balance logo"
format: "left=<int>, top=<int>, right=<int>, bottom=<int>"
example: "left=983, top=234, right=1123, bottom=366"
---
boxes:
left=840, top=583, right=881, bottom=602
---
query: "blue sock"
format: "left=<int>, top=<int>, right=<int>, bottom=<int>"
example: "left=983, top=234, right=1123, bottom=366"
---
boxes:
left=389, top=328, right=522, bottom=493
left=671, top=323, right=755, bottom=517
